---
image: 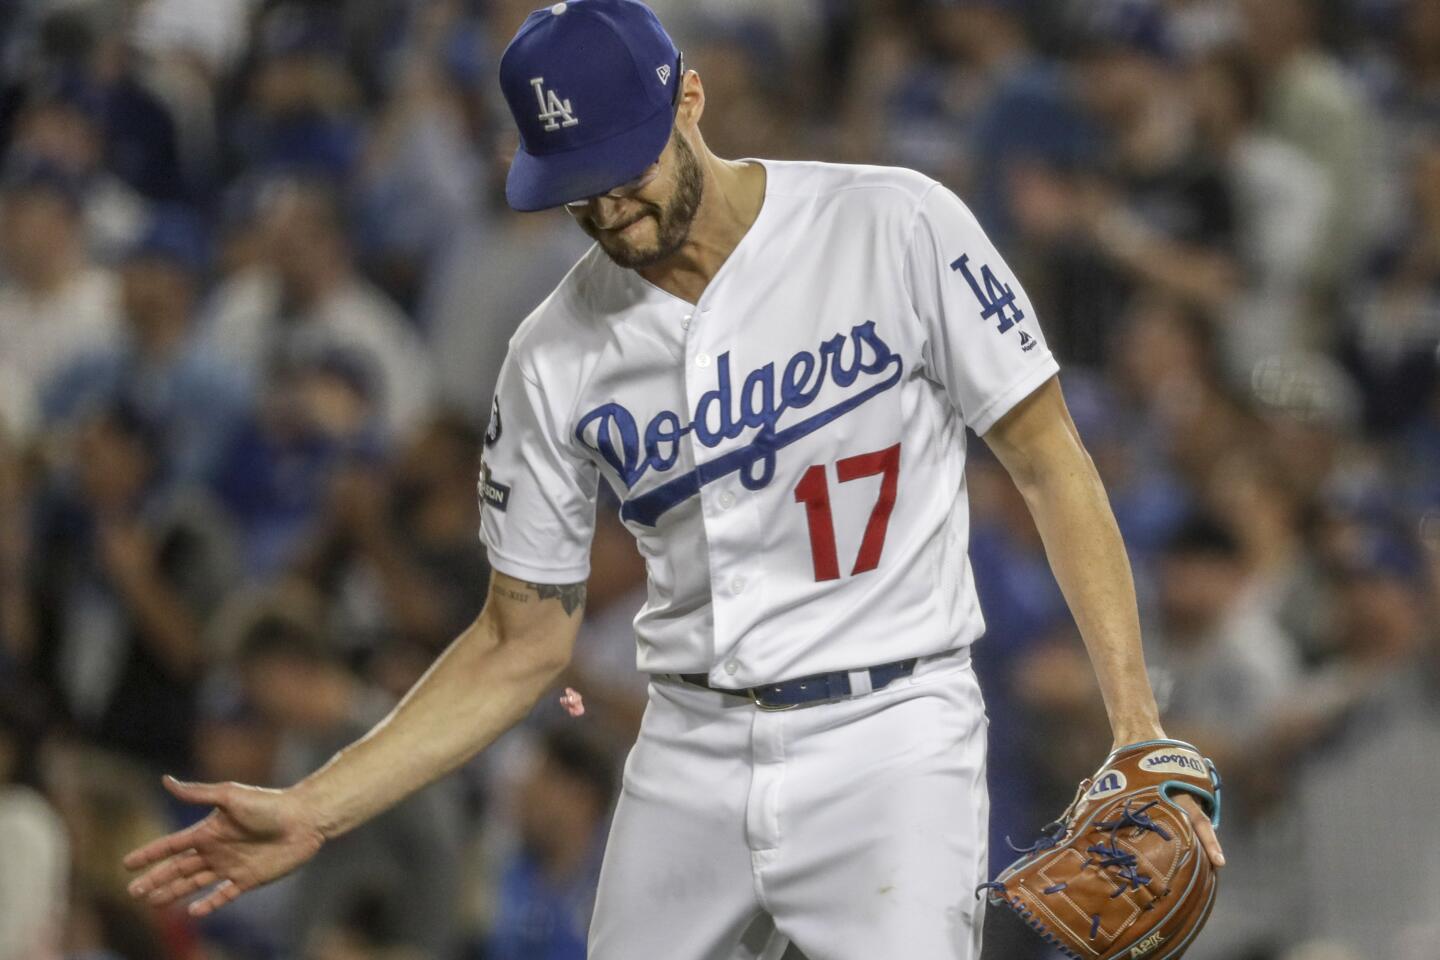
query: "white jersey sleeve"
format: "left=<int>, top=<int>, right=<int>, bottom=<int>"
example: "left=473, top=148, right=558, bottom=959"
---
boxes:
left=479, top=353, right=599, bottom=583
left=904, top=182, right=1059, bottom=435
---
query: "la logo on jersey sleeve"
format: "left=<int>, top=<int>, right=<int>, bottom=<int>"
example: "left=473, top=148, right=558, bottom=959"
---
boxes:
left=950, top=254, right=1025, bottom=334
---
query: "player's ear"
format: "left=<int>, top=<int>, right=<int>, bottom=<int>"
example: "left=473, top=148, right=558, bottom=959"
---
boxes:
left=677, top=69, right=704, bottom=130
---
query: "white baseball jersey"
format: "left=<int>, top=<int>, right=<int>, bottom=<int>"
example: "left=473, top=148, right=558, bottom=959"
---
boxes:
left=479, top=159, right=1057, bottom=687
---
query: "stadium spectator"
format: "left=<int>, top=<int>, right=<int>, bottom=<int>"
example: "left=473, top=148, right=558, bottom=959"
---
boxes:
left=1146, top=510, right=1303, bottom=960
left=1073, top=2, right=1239, bottom=317
left=229, top=6, right=363, bottom=182
left=1201, top=446, right=1331, bottom=660
left=7, top=71, right=149, bottom=260
left=202, top=175, right=434, bottom=438
left=28, top=401, right=236, bottom=772
left=0, top=158, right=120, bottom=441
left=932, top=0, right=1096, bottom=247
left=234, top=604, right=465, bottom=959
left=480, top=727, right=617, bottom=960
left=0, top=686, right=68, bottom=960
left=42, top=741, right=187, bottom=960
left=1147, top=513, right=1301, bottom=773
left=294, top=414, right=491, bottom=659
left=352, top=0, right=489, bottom=311
left=1188, top=50, right=1333, bottom=372
left=1239, top=0, right=1375, bottom=296
left=1348, top=131, right=1440, bottom=433
left=44, top=207, right=251, bottom=486
left=211, top=345, right=384, bottom=579
left=1279, top=528, right=1440, bottom=957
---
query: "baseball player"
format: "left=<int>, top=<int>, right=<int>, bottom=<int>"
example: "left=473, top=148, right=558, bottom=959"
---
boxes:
left=123, top=2, right=1224, bottom=957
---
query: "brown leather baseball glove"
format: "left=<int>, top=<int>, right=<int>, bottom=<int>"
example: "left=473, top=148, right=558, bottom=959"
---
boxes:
left=981, top=739, right=1222, bottom=960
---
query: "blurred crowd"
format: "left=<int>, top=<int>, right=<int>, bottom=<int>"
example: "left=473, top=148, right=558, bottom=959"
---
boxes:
left=0, top=0, right=1437, bottom=959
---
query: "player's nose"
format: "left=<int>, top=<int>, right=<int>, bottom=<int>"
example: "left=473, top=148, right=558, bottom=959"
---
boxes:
left=587, top=195, right=637, bottom=229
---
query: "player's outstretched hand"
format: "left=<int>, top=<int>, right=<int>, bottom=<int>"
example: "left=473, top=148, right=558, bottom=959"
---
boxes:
left=124, top=775, right=325, bottom=917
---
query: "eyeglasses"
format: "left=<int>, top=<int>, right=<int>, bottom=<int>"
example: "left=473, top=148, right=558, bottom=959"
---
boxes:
left=565, top=51, right=684, bottom=209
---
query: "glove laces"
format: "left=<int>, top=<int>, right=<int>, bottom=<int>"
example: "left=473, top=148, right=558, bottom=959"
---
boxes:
left=1086, top=800, right=1170, bottom=897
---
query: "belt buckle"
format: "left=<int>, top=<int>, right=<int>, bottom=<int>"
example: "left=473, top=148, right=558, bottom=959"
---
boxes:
left=749, top=688, right=798, bottom=712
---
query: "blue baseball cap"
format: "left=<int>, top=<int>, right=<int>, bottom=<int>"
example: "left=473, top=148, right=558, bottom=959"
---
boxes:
left=126, top=205, right=210, bottom=275
left=1077, top=0, right=1176, bottom=61
left=499, top=0, right=682, bottom=211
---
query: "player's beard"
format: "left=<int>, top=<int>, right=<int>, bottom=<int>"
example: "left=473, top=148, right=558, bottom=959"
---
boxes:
left=587, top=132, right=704, bottom=270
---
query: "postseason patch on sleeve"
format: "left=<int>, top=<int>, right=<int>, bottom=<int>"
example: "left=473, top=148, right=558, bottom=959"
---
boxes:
left=479, top=462, right=511, bottom=512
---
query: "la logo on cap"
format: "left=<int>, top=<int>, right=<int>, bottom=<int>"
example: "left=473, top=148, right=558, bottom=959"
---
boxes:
left=530, top=77, right=579, bottom=130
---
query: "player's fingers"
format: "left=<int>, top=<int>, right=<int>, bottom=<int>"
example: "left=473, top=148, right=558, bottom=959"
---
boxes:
left=1175, top=794, right=1226, bottom=868
left=1194, top=816, right=1226, bottom=869
left=162, top=774, right=229, bottom=807
left=123, top=822, right=206, bottom=871
left=148, top=870, right=219, bottom=907
left=127, top=849, right=205, bottom=898
left=188, top=879, right=242, bottom=918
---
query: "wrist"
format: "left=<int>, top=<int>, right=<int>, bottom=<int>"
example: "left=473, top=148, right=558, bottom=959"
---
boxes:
left=289, top=774, right=344, bottom=842
left=1109, top=718, right=1166, bottom=750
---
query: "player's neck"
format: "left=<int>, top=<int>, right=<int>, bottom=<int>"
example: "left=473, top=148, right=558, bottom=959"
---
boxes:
left=636, top=154, right=766, bottom=304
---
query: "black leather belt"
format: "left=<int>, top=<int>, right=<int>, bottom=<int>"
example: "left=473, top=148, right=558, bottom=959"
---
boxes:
left=677, top=657, right=919, bottom=711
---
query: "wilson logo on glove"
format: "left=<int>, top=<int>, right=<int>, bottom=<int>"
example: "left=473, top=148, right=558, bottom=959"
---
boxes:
left=1086, top=771, right=1127, bottom=802
left=1140, top=749, right=1207, bottom=776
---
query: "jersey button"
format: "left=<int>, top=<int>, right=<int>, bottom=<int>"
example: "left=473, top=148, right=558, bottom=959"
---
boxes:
left=731, top=576, right=746, bottom=594
left=695, top=352, right=711, bottom=368
left=682, top=314, right=692, bottom=329
left=718, top=491, right=735, bottom=509
left=724, top=660, right=739, bottom=675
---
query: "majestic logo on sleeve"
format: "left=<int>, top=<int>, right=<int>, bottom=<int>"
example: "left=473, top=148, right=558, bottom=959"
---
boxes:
left=576, top=320, right=904, bottom=527
left=530, top=77, right=579, bottom=130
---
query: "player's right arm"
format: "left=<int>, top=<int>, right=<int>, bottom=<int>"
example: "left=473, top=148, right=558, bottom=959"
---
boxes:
left=123, top=570, right=585, bottom=917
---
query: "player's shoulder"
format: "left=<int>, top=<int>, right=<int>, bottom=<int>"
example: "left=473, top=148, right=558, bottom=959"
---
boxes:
left=503, top=244, right=630, bottom=374
left=760, top=159, right=943, bottom=211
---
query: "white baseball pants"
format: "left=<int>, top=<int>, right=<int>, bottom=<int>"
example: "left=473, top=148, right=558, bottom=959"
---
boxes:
left=588, top=649, right=990, bottom=960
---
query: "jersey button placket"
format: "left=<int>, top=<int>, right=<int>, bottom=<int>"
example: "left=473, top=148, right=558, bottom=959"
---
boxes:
left=683, top=303, right=730, bottom=680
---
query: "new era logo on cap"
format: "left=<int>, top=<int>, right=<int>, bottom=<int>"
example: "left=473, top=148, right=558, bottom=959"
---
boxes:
left=499, top=0, right=681, bottom=211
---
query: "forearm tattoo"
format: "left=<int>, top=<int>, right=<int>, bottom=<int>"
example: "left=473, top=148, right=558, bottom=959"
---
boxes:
left=493, top=580, right=587, bottom=616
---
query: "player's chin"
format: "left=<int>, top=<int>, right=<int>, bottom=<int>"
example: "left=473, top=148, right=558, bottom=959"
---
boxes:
left=597, top=226, right=666, bottom=268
